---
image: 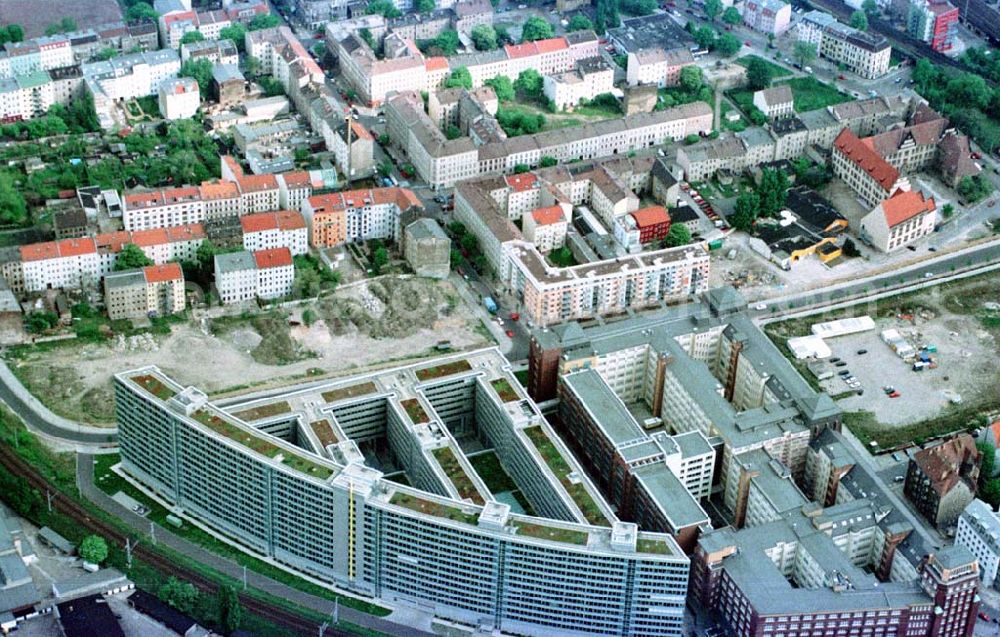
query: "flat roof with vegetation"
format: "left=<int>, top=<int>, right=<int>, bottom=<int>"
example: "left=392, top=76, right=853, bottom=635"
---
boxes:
left=131, top=374, right=176, bottom=401
left=490, top=378, right=519, bottom=402
left=232, top=401, right=292, bottom=422
left=400, top=398, right=429, bottom=424
left=523, top=426, right=609, bottom=527
left=432, top=446, right=486, bottom=504
left=415, top=359, right=472, bottom=381
left=321, top=381, right=378, bottom=403
left=389, top=491, right=480, bottom=525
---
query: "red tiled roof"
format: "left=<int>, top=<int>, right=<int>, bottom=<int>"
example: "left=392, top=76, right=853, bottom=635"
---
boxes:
left=130, top=228, right=169, bottom=247
left=278, top=171, right=312, bottom=188
left=276, top=210, right=306, bottom=231
left=199, top=180, right=240, bottom=200
left=56, top=238, right=97, bottom=257
left=913, top=434, right=979, bottom=496
left=96, top=231, right=132, bottom=253
left=241, top=212, right=278, bottom=233
left=505, top=173, right=537, bottom=193
left=166, top=223, right=205, bottom=242
left=307, top=187, right=423, bottom=213
left=881, top=189, right=935, bottom=228
left=163, top=11, right=198, bottom=29
left=143, top=263, right=184, bottom=283
left=531, top=205, right=564, bottom=225
left=253, top=247, right=293, bottom=269
left=534, top=37, right=568, bottom=54
left=20, top=242, right=58, bottom=262
left=350, top=120, right=373, bottom=141
left=239, top=173, right=279, bottom=193
left=834, top=128, right=899, bottom=193
left=222, top=155, right=245, bottom=179
left=425, top=56, right=449, bottom=71
left=631, top=206, right=670, bottom=228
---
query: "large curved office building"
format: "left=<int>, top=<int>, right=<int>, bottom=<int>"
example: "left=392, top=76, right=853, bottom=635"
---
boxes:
left=114, top=348, right=689, bottom=637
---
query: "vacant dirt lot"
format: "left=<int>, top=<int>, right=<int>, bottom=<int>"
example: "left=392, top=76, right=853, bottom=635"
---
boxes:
left=767, top=274, right=1000, bottom=451
left=0, top=0, right=123, bottom=39
left=6, top=277, right=490, bottom=426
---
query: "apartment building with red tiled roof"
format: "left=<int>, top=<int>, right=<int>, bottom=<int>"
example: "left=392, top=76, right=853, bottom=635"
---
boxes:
left=240, top=211, right=309, bottom=255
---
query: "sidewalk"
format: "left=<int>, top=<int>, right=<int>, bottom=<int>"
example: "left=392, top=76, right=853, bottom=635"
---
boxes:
left=75, top=454, right=431, bottom=637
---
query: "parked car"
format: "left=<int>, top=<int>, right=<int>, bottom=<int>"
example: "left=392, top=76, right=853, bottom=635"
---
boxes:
left=835, top=361, right=847, bottom=367
left=838, top=370, right=851, bottom=376
left=856, top=349, right=868, bottom=355
left=889, top=391, right=901, bottom=398
left=505, top=329, right=514, bottom=337
left=882, top=386, right=894, bottom=394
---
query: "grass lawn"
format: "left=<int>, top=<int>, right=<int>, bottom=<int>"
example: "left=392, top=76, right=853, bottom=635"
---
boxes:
left=720, top=101, right=746, bottom=132
left=727, top=89, right=754, bottom=115
left=468, top=451, right=518, bottom=494
left=779, top=77, right=853, bottom=113
left=736, top=55, right=793, bottom=78
left=501, top=102, right=583, bottom=134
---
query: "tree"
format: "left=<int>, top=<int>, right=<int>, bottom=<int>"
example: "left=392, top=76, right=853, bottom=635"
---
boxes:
left=714, top=33, right=741, bottom=57
left=0, top=24, right=24, bottom=44
left=115, top=243, right=155, bottom=271
left=849, top=10, right=868, bottom=31
left=460, top=233, right=479, bottom=252
left=731, top=192, right=760, bottom=231
left=127, top=2, right=159, bottom=23
left=158, top=577, right=199, bottom=614
left=942, top=203, right=955, bottom=219
left=444, top=66, right=472, bottom=90
left=25, top=311, right=58, bottom=334
left=704, top=0, right=723, bottom=22
left=0, top=172, right=27, bottom=226
left=983, top=478, right=1000, bottom=508
left=540, top=155, right=557, bottom=167
left=680, top=65, right=703, bottom=93
left=693, top=26, right=716, bottom=50
left=841, top=237, right=860, bottom=257
left=445, top=124, right=462, bottom=139
left=722, top=6, right=741, bottom=25
left=515, top=69, right=543, bottom=97
left=496, top=109, right=545, bottom=136
left=45, top=18, right=77, bottom=36
left=416, top=0, right=435, bottom=11
left=249, top=14, right=281, bottom=30
left=80, top=535, right=108, bottom=565
left=470, top=24, right=498, bottom=51
left=367, top=0, right=401, bottom=17
left=862, top=0, right=879, bottom=16
left=757, top=167, right=789, bottom=217
left=428, top=30, right=460, bottom=56
left=521, top=16, right=554, bottom=42
left=664, top=223, right=692, bottom=247
left=484, top=75, right=515, bottom=102
left=958, top=175, right=993, bottom=203
left=793, top=41, right=817, bottom=68
left=219, top=24, right=247, bottom=52
left=947, top=73, right=991, bottom=111
left=567, top=15, right=594, bottom=31
left=179, top=58, right=213, bottom=99
left=685, top=134, right=701, bottom=145
left=372, top=245, right=389, bottom=274
left=95, top=47, right=118, bottom=61
left=622, top=0, right=657, bottom=15
left=180, top=30, right=205, bottom=45
left=513, top=164, right=530, bottom=174
left=217, top=585, right=243, bottom=636
left=979, top=442, right=996, bottom=486
left=745, top=56, right=773, bottom=90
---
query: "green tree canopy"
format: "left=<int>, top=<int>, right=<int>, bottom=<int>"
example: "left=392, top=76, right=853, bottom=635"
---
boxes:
left=178, top=58, right=213, bottom=99
left=567, top=15, right=594, bottom=31
left=622, top=0, right=657, bottom=15
left=484, top=75, right=515, bottom=101
left=731, top=192, right=760, bottom=231
left=793, top=41, right=817, bottom=67
left=722, top=6, right=741, bottom=24
left=249, top=14, right=282, bottom=30
left=664, top=223, right=692, bottom=247
left=521, top=16, right=554, bottom=42
left=416, top=0, right=435, bottom=11
left=218, top=586, right=243, bottom=636
left=444, top=66, right=473, bottom=89
left=693, top=26, right=716, bottom=50
left=219, top=24, right=247, bottom=52
left=704, top=0, right=723, bottom=21
left=714, top=32, right=741, bottom=57
left=114, top=243, right=154, bottom=271
left=80, top=535, right=108, bottom=565
left=0, top=24, right=24, bottom=45
left=158, top=577, right=199, bottom=614
left=180, top=30, right=205, bottom=45
left=367, top=0, right=402, bottom=17
left=540, top=155, right=558, bottom=167
left=757, top=167, right=790, bottom=217
left=427, top=29, right=460, bottom=56
left=979, top=442, right=996, bottom=487
left=862, top=0, right=879, bottom=16
left=849, top=10, right=868, bottom=31
left=515, top=69, right=543, bottom=97
left=680, top=65, right=703, bottom=93
left=745, top=56, right=773, bottom=90
left=126, top=2, right=159, bottom=23
left=470, top=24, right=498, bottom=50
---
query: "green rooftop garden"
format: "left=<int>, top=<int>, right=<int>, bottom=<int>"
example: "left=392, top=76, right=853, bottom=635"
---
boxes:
left=490, top=378, right=519, bottom=402
left=233, top=401, right=292, bottom=422
left=513, top=520, right=589, bottom=545
left=415, top=359, right=472, bottom=381
left=389, top=491, right=480, bottom=525
left=432, top=447, right=485, bottom=505
left=523, top=426, right=609, bottom=527
left=191, top=409, right=333, bottom=480
left=400, top=398, right=429, bottom=424
left=636, top=538, right=674, bottom=555
left=321, top=381, right=378, bottom=403
left=131, top=374, right=175, bottom=401
left=310, top=420, right=338, bottom=447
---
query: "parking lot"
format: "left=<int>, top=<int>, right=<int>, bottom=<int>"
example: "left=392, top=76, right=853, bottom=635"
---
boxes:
left=815, top=311, right=996, bottom=426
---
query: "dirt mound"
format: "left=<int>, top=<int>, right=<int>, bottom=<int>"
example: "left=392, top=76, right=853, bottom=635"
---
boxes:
left=317, top=278, right=446, bottom=339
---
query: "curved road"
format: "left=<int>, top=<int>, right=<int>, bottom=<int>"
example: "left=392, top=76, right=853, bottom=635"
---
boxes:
left=0, top=359, right=116, bottom=445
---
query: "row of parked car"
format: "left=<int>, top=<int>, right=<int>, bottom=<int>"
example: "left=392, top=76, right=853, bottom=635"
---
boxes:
left=680, top=182, right=728, bottom=230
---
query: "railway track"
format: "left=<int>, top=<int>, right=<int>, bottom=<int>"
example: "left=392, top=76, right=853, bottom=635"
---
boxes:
left=0, top=445, right=349, bottom=637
